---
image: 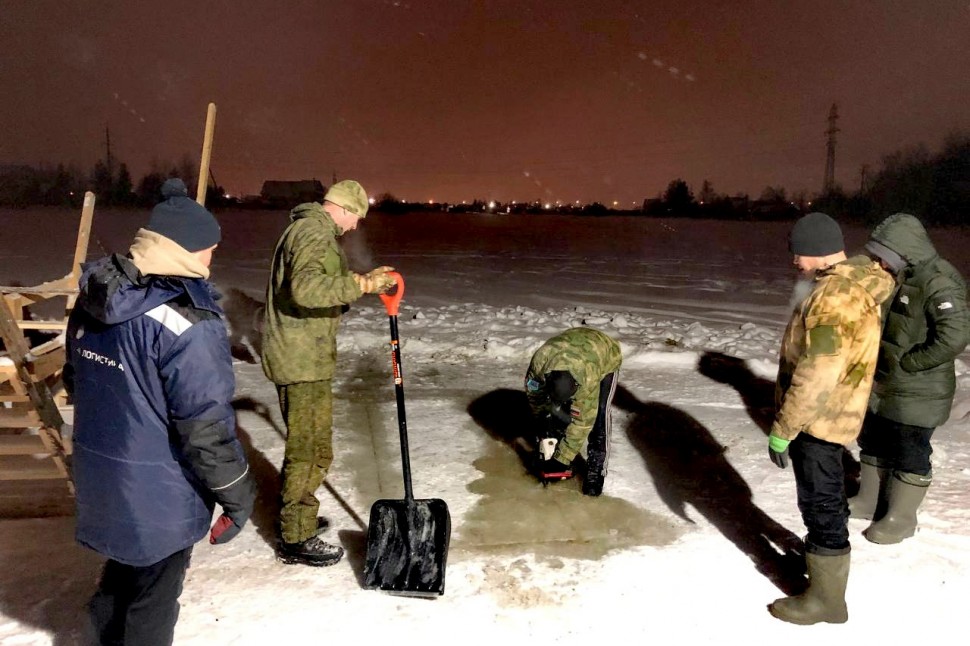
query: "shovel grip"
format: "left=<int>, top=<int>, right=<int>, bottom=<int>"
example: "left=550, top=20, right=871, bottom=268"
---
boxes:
left=379, top=272, right=404, bottom=316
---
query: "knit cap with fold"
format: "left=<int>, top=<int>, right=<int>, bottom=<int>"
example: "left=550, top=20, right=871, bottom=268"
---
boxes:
left=788, top=211, right=844, bottom=257
left=147, top=178, right=221, bottom=252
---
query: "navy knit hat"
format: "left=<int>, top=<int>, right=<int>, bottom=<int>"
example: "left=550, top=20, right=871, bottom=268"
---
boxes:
left=147, top=178, right=221, bottom=252
left=788, top=212, right=844, bottom=256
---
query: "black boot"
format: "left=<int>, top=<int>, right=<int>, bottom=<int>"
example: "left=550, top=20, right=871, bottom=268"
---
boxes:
left=582, top=473, right=604, bottom=496
left=278, top=536, right=344, bottom=567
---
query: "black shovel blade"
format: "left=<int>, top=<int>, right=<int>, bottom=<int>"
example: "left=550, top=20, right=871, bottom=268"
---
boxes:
left=363, top=498, right=451, bottom=596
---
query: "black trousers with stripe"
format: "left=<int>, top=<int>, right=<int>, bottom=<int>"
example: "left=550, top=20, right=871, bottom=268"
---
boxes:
left=585, top=371, right=618, bottom=484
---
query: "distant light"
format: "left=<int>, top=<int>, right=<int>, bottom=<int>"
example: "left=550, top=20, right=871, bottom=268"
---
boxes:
left=613, top=201, right=618, bottom=206
left=544, top=203, right=551, bottom=209
left=808, top=201, right=812, bottom=206
left=575, top=200, right=580, bottom=205
left=488, top=201, right=496, bottom=209
left=400, top=199, right=406, bottom=203
left=429, top=199, right=435, bottom=204
left=368, top=197, right=376, bottom=205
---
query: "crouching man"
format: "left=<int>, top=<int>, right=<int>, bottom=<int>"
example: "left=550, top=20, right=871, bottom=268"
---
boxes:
left=525, top=327, right=621, bottom=496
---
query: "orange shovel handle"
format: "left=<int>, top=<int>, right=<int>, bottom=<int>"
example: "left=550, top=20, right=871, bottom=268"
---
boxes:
left=379, top=272, right=405, bottom=316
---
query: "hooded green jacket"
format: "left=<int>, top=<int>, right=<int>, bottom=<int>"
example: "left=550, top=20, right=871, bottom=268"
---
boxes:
left=261, top=203, right=364, bottom=385
left=867, top=213, right=970, bottom=427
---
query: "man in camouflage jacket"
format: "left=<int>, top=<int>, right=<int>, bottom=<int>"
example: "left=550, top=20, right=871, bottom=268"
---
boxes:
left=261, top=180, right=395, bottom=567
left=766, top=212, right=894, bottom=625
left=525, top=327, right=622, bottom=496
left=851, top=213, right=969, bottom=545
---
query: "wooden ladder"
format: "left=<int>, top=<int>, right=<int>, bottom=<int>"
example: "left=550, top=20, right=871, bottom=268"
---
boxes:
left=0, top=192, right=95, bottom=497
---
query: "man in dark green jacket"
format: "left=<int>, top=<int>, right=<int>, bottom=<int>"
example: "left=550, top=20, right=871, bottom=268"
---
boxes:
left=261, top=180, right=396, bottom=566
left=850, top=213, right=970, bottom=544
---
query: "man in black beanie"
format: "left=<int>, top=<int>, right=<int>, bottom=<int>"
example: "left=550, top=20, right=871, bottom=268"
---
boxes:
left=766, top=212, right=894, bottom=625
left=66, top=177, right=255, bottom=645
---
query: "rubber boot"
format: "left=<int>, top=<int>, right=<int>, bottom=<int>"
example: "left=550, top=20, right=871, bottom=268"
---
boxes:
left=848, top=455, right=889, bottom=520
left=768, top=549, right=849, bottom=625
left=863, top=471, right=930, bottom=545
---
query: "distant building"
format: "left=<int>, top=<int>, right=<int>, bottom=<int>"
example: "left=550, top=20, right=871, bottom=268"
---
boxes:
left=259, top=179, right=325, bottom=209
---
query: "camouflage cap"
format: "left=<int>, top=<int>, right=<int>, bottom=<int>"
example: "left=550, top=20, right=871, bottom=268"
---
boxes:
left=324, top=180, right=369, bottom=218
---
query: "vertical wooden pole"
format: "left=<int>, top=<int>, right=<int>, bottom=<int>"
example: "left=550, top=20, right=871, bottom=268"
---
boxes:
left=196, top=102, right=217, bottom=206
left=66, top=191, right=96, bottom=312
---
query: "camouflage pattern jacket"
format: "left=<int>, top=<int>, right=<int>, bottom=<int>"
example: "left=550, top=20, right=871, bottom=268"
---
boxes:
left=867, top=213, right=970, bottom=428
left=772, top=256, right=895, bottom=446
left=261, top=203, right=364, bottom=385
left=525, top=327, right=622, bottom=462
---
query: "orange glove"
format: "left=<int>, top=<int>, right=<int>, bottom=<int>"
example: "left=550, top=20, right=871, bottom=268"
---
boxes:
left=353, top=266, right=396, bottom=294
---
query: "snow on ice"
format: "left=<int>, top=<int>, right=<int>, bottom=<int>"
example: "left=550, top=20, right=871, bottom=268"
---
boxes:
left=1, top=209, right=968, bottom=644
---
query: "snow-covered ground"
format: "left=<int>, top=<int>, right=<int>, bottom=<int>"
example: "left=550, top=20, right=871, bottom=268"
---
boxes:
left=1, top=208, right=968, bottom=645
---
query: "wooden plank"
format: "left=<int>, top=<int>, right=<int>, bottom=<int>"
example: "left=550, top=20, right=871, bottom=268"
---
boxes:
left=0, top=304, right=64, bottom=430
left=0, top=435, right=50, bottom=455
left=0, top=411, right=42, bottom=428
left=0, top=394, right=31, bottom=403
left=67, top=192, right=95, bottom=312
left=16, top=321, right=68, bottom=331
left=0, top=463, right=65, bottom=481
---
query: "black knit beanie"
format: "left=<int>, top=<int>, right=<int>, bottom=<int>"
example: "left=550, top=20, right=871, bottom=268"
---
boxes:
left=788, top=212, right=844, bottom=256
left=147, top=178, right=221, bottom=252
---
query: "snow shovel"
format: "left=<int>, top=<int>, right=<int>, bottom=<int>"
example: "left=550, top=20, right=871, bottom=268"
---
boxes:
left=363, top=272, right=451, bottom=596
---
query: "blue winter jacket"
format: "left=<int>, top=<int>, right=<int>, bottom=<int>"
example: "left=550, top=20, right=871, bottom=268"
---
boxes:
left=66, top=252, right=253, bottom=566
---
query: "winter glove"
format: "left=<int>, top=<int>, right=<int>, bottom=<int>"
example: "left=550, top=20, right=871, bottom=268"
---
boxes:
left=768, top=433, right=790, bottom=469
left=209, top=513, right=244, bottom=544
left=209, top=472, right=256, bottom=545
left=352, top=266, right=397, bottom=294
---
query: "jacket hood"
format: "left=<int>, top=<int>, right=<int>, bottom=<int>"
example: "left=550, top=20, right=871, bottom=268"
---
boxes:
left=129, top=228, right=211, bottom=280
left=825, top=254, right=896, bottom=308
left=76, top=254, right=220, bottom=326
left=868, top=213, right=938, bottom=267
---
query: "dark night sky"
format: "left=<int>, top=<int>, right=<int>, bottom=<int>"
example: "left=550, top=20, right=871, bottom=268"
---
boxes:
left=2, top=0, right=969, bottom=204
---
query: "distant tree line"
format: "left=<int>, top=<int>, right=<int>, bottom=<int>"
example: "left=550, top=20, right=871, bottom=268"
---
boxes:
left=3, top=132, right=968, bottom=225
left=0, top=154, right=227, bottom=209
left=643, top=131, right=969, bottom=225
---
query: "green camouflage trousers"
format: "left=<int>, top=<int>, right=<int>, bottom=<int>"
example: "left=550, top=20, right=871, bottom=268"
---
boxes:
left=277, top=380, right=334, bottom=544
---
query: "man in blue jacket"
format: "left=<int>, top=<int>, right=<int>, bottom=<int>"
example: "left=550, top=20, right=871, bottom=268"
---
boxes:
left=66, top=178, right=256, bottom=646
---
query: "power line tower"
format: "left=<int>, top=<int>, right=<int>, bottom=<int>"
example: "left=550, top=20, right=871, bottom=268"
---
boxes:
left=105, top=125, right=114, bottom=176
left=823, top=103, right=839, bottom=194
left=859, top=164, right=870, bottom=194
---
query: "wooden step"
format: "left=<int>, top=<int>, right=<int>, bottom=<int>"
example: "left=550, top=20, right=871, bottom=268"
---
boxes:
left=0, top=394, right=31, bottom=403
left=0, top=411, right=41, bottom=428
left=0, top=461, right=65, bottom=481
left=0, top=435, right=50, bottom=455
